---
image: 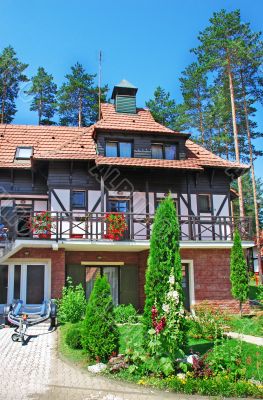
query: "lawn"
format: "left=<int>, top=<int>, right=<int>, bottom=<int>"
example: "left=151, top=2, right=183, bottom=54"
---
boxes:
left=228, top=315, right=263, bottom=337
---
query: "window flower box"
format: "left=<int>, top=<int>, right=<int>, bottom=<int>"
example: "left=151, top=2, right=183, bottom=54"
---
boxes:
left=103, top=213, right=128, bottom=241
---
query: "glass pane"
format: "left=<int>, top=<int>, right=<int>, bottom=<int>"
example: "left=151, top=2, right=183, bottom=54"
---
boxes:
left=152, top=144, right=163, bottom=159
left=119, top=142, right=132, bottom=158
left=72, top=191, right=86, bottom=208
left=182, top=263, right=190, bottom=310
left=108, top=200, right=129, bottom=212
left=86, top=267, right=100, bottom=299
left=120, top=265, right=138, bottom=308
left=103, top=267, right=119, bottom=306
left=165, top=144, right=176, bottom=160
left=106, top=142, right=118, bottom=157
left=16, top=147, right=32, bottom=159
left=14, top=265, right=21, bottom=299
left=26, top=265, right=45, bottom=304
left=66, top=265, right=85, bottom=289
left=0, top=265, right=8, bottom=304
left=198, top=195, right=210, bottom=213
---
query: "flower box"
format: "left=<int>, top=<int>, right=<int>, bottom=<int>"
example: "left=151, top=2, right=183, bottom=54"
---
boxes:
left=38, top=233, right=51, bottom=239
left=70, top=234, right=84, bottom=239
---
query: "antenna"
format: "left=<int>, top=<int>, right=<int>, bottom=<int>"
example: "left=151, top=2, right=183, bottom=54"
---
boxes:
left=98, top=50, right=102, bottom=119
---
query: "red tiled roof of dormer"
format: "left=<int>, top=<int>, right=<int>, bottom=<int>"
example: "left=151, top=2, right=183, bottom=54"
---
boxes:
left=95, top=103, right=178, bottom=134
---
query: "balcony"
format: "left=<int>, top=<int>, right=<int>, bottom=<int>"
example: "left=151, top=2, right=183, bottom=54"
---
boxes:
left=7, top=211, right=253, bottom=242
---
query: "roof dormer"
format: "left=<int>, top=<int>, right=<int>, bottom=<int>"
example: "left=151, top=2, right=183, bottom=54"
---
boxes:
left=111, top=79, right=138, bottom=114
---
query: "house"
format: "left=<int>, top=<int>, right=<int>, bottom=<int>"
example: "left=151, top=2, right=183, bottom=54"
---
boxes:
left=0, top=80, right=254, bottom=314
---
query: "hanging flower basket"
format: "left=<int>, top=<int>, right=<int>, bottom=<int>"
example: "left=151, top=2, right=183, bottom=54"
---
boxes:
left=30, top=211, right=53, bottom=239
left=103, top=213, right=128, bottom=241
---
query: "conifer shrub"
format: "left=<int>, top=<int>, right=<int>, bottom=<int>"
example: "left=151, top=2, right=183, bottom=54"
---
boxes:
left=65, top=322, right=83, bottom=349
left=143, top=194, right=188, bottom=359
left=82, top=275, right=119, bottom=362
left=230, top=230, right=249, bottom=316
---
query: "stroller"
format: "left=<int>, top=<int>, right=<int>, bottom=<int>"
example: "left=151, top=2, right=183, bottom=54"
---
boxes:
left=4, top=300, right=57, bottom=344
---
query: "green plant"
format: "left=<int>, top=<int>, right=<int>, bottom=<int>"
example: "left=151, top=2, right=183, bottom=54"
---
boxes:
left=230, top=230, right=249, bottom=316
left=82, top=275, right=119, bottom=362
left=57, top=277, right=87, bottom=324
left=104, top=213, right=128, bottom=240
left=188, top=304, right=227, bottom=340
left=114, top=304, right=138, bottom=324
left=143, top=195, right=188, bottom=354
left=65, top=322, right=83, bottom=349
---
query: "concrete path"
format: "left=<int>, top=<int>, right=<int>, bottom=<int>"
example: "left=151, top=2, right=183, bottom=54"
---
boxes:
left=0, top=323, right=209, bottom=400
left=225, top=331, right=263, bottom=346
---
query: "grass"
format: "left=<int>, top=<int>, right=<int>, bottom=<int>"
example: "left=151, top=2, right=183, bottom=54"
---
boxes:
left=59, top=323, right=88, bottom=366
left=228, top=315, right=263, bottom=337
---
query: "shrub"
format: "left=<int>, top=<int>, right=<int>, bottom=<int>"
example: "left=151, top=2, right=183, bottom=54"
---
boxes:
left=82, top=275, right=119, bottom=362
left=230, top=230, right=249, bottom=316
left=65, top=322, right=83, bottom=349
left=143, top=195, right=188, bottom=357
left=114, top=304, right=138, bottom=324
left=188, top=304, right=228, bottom=340
left=57, top=277, right=86, bottom=324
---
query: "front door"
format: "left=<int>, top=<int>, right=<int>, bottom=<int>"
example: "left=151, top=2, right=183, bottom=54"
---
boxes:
left=0, top=265, right=8, bottom=313
left=26, top=265, right=45, bottom=304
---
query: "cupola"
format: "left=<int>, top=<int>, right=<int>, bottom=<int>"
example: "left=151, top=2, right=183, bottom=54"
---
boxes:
left=111, top=79, right=138, bottom=114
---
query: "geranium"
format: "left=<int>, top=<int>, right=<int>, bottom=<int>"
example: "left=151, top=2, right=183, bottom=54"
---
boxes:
left=103, top=213, right=128, bottom=241
left=30, top=211, right=53, bottom=237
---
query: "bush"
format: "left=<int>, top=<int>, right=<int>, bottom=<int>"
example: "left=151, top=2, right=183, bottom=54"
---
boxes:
left=114, top=304, right=138, bottom=324
left=188, top=304, right=228, bottom=340
left=82, top=275, right=119, bottom=362
left=65, top=322, right=83, bottom=349
left=58, top=277, right=87, bottom=324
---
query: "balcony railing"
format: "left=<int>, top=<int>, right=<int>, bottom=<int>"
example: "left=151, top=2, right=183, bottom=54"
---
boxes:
left=8, top=211, right=253, bottom=242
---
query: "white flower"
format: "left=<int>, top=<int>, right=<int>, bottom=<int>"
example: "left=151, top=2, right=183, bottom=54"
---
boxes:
left=177, top=373, right=186, bottom=380
left=186, top=354, right=199, bottom=364
left=169, top=275, right=175, bottom=284
left=167, top=290, right=179, bottom=303
left=162, top=304, right=170, bottom=313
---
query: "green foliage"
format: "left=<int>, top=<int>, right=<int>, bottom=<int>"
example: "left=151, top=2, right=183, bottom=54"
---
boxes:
left=114, top=304, right=138, bottom=324
left=65, top=322, right=83, bottom=349
left=146, top=86, right=190, bottom=131
left=25, top=67, right=57, bottom=125
left=230, top=230, right=249, bottom=314
left=0, top=46, right=28, bottom=123
left=57, top=277, right=86, bottom=324
left=188, top=304, right=228, bottom=340
left=58, top=62, right=108, bottom=127
left=82, top=275, right=119, bottom=362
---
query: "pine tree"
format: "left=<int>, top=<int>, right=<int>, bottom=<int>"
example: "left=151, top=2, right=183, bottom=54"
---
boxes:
left=58, top=62, right=108, bottom=127
left=82, top=275, right=119, bottom=362
left=26, top=67, right=57, bottom=125
left=230, top=230, right=249, bottom=316
left=143, top=195, right=187, bottom=353
left=0, top=46, right=28, bottom=123
left=180, top=62, right=208, bottom=144
left=146, top=86, right=190, bottom=131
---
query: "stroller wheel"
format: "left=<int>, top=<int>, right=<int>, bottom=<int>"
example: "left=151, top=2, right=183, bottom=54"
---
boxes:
left=11, top=333, right=20, bottom=342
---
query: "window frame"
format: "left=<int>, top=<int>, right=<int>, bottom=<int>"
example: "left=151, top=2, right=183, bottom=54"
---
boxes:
left=151, top=142, right=178, bottom=160
left=105, top=140, right=133, bottom=158
left=71, top=190, right=86, bottom=209
left=197, top=194, right=212, bottom=213
left=15, top=146, right=33, bottom=160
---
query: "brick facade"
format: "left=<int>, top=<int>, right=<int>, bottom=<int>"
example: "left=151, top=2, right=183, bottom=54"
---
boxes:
left=10, top=246, right=249, bottom=313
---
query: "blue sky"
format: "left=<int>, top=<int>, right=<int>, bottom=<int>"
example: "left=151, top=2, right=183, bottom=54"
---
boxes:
left=0, top=0, right=262, bottom=178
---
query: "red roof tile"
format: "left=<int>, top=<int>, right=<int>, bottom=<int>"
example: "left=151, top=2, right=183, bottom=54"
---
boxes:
left=95, top=103, right=177, bottom=134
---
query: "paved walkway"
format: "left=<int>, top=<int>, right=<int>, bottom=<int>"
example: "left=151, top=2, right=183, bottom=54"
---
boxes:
left=225, top=331, right=263, bottom=346
left=0, top=323, right=208, bottom=400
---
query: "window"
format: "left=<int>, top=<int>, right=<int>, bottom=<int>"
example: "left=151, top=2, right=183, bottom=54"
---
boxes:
left=108, top=199, right=129, bottom=213
left=156, top=197, right=178, bottom=210
left=15, top=147, right=33, bottom=160
left=151, top=143, right=177, bottom=160
left=105, top=141, right=132, bottom=158
left=72, top=191, right=86, bottom=208
left=198, top=194, right=211, bottom=213
left=151, top=143, right=163, bottom=159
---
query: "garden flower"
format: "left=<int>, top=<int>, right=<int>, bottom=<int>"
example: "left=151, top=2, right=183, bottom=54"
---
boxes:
left=162, top=304, right=170, bottom=313
left=169, top=275, right=175, bottom=284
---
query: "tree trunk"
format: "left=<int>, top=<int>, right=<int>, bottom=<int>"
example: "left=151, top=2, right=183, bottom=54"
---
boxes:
left=240, top=300, right=243, bottom=317
left=240, top=70, right=262, bottom=282
left=38, top=96, right=42, bottom=125
left=1, top=77, right=7, bottom=124
left=78, top=92, right=82, bottom=127
left=226, top=53, right=245, bottom=218
left=197, top=93, right=205, bottom=145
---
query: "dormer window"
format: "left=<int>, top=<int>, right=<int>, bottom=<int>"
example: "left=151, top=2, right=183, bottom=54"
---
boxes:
left=105, top=141, right=132, bottom=158
left=15, top=146, right=33, bottom=160
left=151, top=143, right=177, bottom=160
left=111, top=79, right=138, bottom=114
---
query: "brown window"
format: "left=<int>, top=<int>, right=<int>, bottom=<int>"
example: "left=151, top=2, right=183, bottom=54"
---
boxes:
left=198, top=194, right=211, bottom=213
left=151, top=143, right=177, bottom=160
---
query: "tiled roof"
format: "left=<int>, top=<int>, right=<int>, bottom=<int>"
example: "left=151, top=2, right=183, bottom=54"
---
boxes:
left=95, top=103, right=177, bottom=134
left=0, top=105, right=249, bottom=173
left=0, top=124, right=96, bottom=167
left=95, top=155, right=203, bottom=170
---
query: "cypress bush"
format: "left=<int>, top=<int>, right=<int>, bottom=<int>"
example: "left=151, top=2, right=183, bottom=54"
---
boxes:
left=230, top=230, right=249, bottom=316
left=143, top=194, right=187, bottom=355
left=82, top=275, right=119, bottom=362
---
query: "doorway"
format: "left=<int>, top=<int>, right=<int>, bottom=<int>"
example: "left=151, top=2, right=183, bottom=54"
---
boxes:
left=16, top=207, right=32, bottom=238
left=0, top=265, right=8, bottom=312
